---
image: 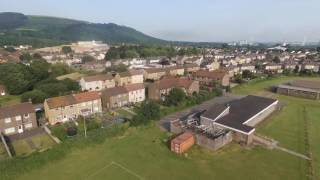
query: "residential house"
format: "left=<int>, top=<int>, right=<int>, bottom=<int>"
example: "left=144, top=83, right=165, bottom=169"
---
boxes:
left=125, top=83, right=145, bottom=104
left=283, top=60, right=299, bottom=71
left=184, top=64, right=200, bottom=74
left=192, top=70, right=230, bottom=87
left=240, top=63, right=256, bottom=73
left=115, top=69, right=144, bottom=86
left=44, top=92, right=102, bottom=125
left=101, top=87, right=129, bottom=109
left=166, top=66, right=185, bottom=76
left=79, top=74, right=115, bottom=91
left=226, top=65, right=240, bottom=77
left=0, top=102, right=37, bottom=135
left=143, top=68, right=167, bottom=81
left=264, top=63, right=283, bottom=73
left=301, top=61, right=320, bottom=73
left=0, top=85, right=6, bottom=96
left=148, top=77, right=199, bottom=100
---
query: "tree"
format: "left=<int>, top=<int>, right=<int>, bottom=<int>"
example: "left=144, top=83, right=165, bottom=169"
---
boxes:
left=21, top=90, right=48, bottom=104
left=242, top=70, right=254, bottom=79
left=82, top=55, right=95, bottom=63
left=62, top=46, right=72, bottom=54
left=165, top=88, right=186, bottom=106
left=0, top=63, right=34, bottom=94
left=19, top=53, right=32, bottom=62
left=105, top=47, right=120, bottom=60
left=51, top=63, right=73, bottom=77
left=4, top=46, right=16, bottom=52
left=105, top=63, right=128, bottom=73
left=30, top=59, right=50, bottom=81
left=272, top=56, right=281, bottom=63
left=32, top=53, right=42, bottom=59
left=135, top=100, right=160, bottom=121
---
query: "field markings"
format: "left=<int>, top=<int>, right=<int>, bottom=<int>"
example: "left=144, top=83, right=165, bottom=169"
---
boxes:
left=84, top=162, right=114, bottom=180
left=84, top=161, right=146, bottom=180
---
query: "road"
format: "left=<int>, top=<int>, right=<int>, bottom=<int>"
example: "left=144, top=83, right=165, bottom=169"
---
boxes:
left=158, top=94, right=242, bottom=131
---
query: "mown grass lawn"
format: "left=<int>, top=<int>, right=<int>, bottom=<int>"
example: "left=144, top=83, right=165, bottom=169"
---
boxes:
left=15, top=124, right=307, bottom=180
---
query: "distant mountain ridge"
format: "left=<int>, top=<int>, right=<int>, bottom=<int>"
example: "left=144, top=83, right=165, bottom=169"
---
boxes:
left=0, top=12, right=166, bottom=47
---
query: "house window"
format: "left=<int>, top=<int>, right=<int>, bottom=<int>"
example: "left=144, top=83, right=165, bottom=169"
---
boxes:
left=4, top=118, right=11, bottom=123
left=16, top=116, right=22, bottom=121
left=4, top=127, right=15, bottom=134
left=93, top=100, right=98, bottom=104
left=82, top=102, right=86, bottom=107
left=24, top=114, right=30, bottom=118
left=25, top=123, right=33, bottom=129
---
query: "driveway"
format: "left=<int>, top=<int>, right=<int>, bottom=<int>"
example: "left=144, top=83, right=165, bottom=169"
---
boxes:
left=158, top=94, right=243, bottom=131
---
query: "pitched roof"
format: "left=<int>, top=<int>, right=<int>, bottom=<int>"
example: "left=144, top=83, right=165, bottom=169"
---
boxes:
left=125, top=83, right=145, bottom=92
left=46, top=92, right=100, bottom=109
left=119, top=69, right=143, bottom=77
left=83, top=74, right=113, bottom=82
left=73, top=91, right=101, bottom=103
left=193, top=70, right=228, bottom=79
left=154, top=77, right=195, bottom=90
left=144, top=68, right=166, bottom=74
left=0, top=102, right=34, bottom=119
left=202, top=104, right=228, bottom=120
left=102, top=86, right=128, bottom=97
left=184, top=64, right=199, bottom=68
left=202, top=95, right=278, bottom=134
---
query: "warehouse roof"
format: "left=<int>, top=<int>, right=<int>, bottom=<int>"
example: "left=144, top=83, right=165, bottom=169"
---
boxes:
left=202, top=95, right=278, bottom=134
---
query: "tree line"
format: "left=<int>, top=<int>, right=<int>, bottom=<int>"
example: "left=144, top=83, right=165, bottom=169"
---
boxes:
left=0, top=58, right=79, bottom=104
left=105, top=45, right=202, bottom=60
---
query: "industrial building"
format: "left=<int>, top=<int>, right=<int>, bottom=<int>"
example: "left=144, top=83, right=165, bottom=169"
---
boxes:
left=170, top=95, right=278, bottom=150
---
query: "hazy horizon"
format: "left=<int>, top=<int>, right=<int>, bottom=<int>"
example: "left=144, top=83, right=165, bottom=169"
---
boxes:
left=1, top=0, right=320, bottom=43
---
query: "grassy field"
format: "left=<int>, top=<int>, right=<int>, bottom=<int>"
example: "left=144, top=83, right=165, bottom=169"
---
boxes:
left=0, top=143, right=8, bottom=160
left=15, top=124, right=307, bottom=180
left=233, top=76, right=320, bottom=179
left=0, top=95, right=20, bottom=106
left=4, top=76, right=319, bottom=180
left=56, top=72, right=85, bottom=81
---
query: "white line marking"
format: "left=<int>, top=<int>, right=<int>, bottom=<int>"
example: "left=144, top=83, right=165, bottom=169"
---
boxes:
left=112, top=161, right=146, bottom=180
left=84, top=162, right=114, bottom=180
left=84, top=161, right=146, bottom=180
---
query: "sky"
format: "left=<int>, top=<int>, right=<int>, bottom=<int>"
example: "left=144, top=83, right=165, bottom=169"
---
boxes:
left=0, top=0, right=319, bottom=43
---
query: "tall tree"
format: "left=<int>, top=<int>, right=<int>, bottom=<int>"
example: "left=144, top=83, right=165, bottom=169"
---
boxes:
left=62, top=46, right=72, bottom=54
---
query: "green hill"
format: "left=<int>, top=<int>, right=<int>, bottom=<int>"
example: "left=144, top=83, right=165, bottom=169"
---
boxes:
left=0, top=12, right=166, bottom=47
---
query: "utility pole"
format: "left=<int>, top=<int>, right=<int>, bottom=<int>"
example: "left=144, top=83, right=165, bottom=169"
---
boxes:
left=84, top=115, right=87, bottom=138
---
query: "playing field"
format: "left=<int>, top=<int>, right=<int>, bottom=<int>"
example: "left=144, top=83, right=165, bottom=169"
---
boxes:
left=10, top=76, right=320, bottom=180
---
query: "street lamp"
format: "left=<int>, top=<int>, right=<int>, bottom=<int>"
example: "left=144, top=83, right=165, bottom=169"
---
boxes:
left=80, top=109, right=91, bottom=138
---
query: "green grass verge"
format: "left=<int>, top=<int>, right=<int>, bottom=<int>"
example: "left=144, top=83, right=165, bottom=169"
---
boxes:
left=0, top=95, right=20, bottom=106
